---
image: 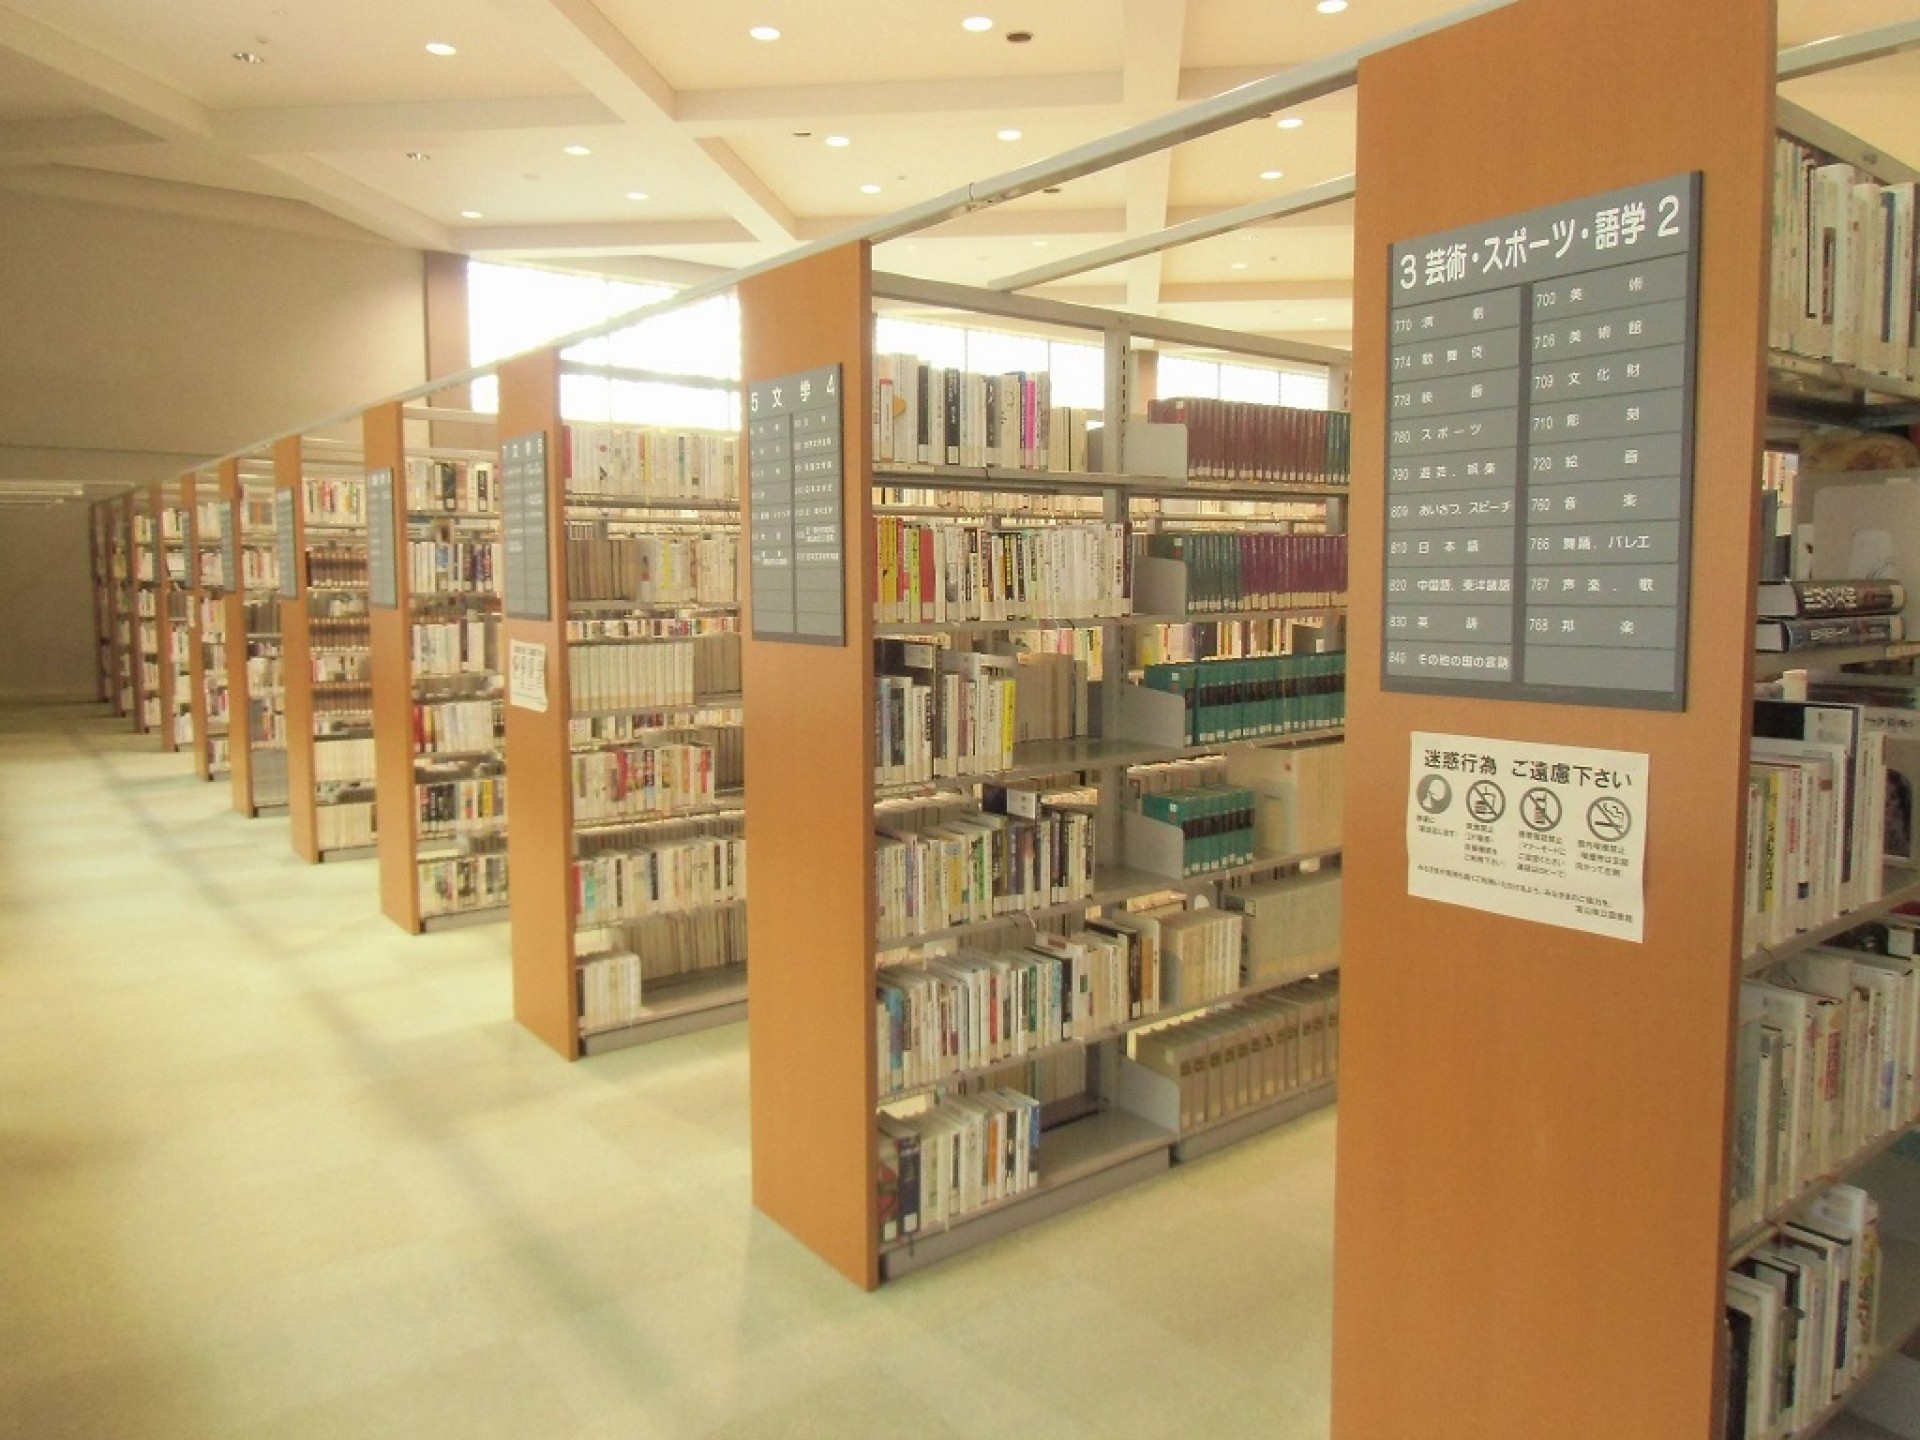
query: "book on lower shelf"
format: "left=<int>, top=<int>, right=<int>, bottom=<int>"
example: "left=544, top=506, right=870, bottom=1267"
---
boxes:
left=1756, top=614, right=1906, bottom=653
left=1758, top=580, right=1907, bottom=621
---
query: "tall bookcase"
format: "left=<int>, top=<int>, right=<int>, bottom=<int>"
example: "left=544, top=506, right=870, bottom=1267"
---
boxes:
left=108, top=492, right=136, bottom=722
left=365, top=398, right=510, bottom=933
left=188, top=466, right=234, bottom=782
left=227, top=457, right=288, bottom=817
left=499, top=343, right=751, bottom=1059
left=89, top=501, right=112, bottom=705
left=131, top=486, right=161, bottom=736
left=279, top=439, right=376, bottom=862
left=1329, top=0, right=1796, bottom=1434
left=157, top=477, right=196, bottom=755
left=739, top=251, right=1353, bottom=1287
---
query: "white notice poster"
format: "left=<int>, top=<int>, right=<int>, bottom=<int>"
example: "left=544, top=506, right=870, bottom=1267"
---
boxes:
left=1407, top=731, right=1647, bottom=942
left=508, top=639, right=548, bottom=714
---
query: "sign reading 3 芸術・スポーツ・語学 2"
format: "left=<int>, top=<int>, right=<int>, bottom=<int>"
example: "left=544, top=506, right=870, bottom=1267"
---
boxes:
left=1407, top=732, right=1648, bottom=942
left=1383, top=173, right=1701, bottom=710
left=366, top=468, right=397, bottom=610
left=748, top=364, right=844, bottom=645
left=501, top=432, right=551, bottom=623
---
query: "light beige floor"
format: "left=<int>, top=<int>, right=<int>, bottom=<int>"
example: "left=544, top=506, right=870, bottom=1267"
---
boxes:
left=0, top=700, right=1336, bottom=1440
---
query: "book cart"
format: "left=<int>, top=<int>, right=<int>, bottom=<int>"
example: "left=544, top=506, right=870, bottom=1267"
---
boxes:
left=735, top=249, right=1352, bottom=1288
left=156, top=477, right=195, bottom=755
left=277, top=436, right=378, bottom=862
left=227, top=453, right=288, bottom=817
left=497, top=307, right=750, bottom=1059
left=364, top=394, right=512, bottom=933
left=1335, top=1, right=1920, bottom=1436
left=187, top=464, right=234, bottom=782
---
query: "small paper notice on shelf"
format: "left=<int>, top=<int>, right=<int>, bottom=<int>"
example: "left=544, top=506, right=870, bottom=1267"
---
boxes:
left=1407, top=731, right=1647, bottom=942
left=509, top=639, right=548, bottom=714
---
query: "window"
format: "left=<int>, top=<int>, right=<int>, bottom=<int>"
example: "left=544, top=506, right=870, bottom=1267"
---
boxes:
left=874, top=317, right=1105, bottom=409
left=1158, top=354, right=1332, bottom=410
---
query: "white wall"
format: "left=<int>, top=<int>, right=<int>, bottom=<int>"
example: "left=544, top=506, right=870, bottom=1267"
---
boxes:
left=0, top=504, right=94, bottom=700
left=0, top=189, right=429, bottom=698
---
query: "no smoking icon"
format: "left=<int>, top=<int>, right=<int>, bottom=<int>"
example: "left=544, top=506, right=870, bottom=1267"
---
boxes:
left=1587, top=796, right=1632, bottom=841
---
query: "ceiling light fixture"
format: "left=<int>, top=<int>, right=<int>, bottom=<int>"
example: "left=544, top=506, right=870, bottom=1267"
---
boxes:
left=626, top=191, right=649, bottom=201
left=231, top=50, right=265, bottom=64
left=1316, top=0, right=1348, bottom=12
left=425, top=41, right=457, bottom=56
left=962, top=16, right=994, bottom=32
left=1259, top=169, right=1283, bottom=180
left=563, top=144, right=592, bottom=156
left=1276, top=116, right=1304, bottom=129
left=749, top=25, right=780, bottom=41
left=859, top=183, right=882, bottom=194
left=1032, top=240, right=1049, bottom=248
left=1006, top=31, right=1033, bottom=43
left=460, top=210, right=482, bottom=219
left=824, top=134, right=851, bottom=147
left=406, top=151, right=431, bottom=161
left=997, top=128, right=1023, bottom=141
left=1231, top=261, right=1249, bottom=270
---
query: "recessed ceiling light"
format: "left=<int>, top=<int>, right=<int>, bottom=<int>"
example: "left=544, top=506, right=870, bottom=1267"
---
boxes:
left=1032, top=240, right=1049, bottom=248
left=1315, top=316, right=1331, bottom=322
left=406, top=151, right=431, bottom=161
left=231, top=50, right=265, bottom=64
left=749, top=25, right=780, bottom=41
left=859, top=183, right=882, bottom=194
left=425, top=41, right=457, bottom=56
left=1316, top=0, right=1348, bottom=12
left=825, top=134, right=851, bottom=147
left=1006, top=30, right=1033, bottom=43
left=460, top=210, right=483, bottom=219
left=1276, top=116, right=1304, bottom=130
left=997, top=128, right=1023, bottom=141
left=1231, top=261, right=1249, bottom=270
left=962, top=16, right=994, bottom=32
left=626, top=191, right=649, bottom=201
left=1260, top=169, right=1284, bottom=180
left=563, top=144, right=592, bottom=157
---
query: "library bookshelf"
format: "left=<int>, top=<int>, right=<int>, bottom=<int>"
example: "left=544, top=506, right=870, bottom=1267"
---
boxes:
left=156, top=477, right=195, bottom=755
left=187, top=466, right=233, bottom=783
left=108, top=491, right=136, bottom=722
left=131, top=485, right=161, bottom=735
left=227, top=456, right=288, bottom=817
left=89, top=501, right=112, bottom=705
left=365, top=397, right=511, bottom=934
left=740, top=252, right=1353, bottom=1288
left=498, top=334, right=751, bottom=1059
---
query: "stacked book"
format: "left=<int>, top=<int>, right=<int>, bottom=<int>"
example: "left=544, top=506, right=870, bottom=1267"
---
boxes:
left=1754, top=578, right=1904, bottom=654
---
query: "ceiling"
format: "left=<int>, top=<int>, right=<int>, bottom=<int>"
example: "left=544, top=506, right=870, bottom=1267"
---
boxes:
left=0, top=1, right=1917, bottom=377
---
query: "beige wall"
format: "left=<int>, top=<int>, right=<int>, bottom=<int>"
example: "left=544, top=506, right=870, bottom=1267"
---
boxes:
left=0, top=190, right=427, bottom=485
left=0, top=504, right=93, bottom=700
left=0, top=189, right=431, bottom=698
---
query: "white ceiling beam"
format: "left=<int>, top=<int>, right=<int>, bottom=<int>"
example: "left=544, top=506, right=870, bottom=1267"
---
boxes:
left=1778, top=19, right=1920, bottom=81
left=247, top=154, right=453, bottom=250
left=1121, top=0, right=1190, bottom=316
left=459, top=218, right=753, bottom=251
left=0, top=113, right=161, bottom=161
left=677, top=74, right=1125, bottom=135
left=1177, top=66, right=1296, bottom=102
left=486, top=0, right=799, bottom=244
left=812, top=207, right=1128, bottom=242
left=211, top=96, right=620, bottom=152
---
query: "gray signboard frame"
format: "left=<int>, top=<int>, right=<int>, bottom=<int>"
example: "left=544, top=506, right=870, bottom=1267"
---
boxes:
left=1380, top=171, right=1701, bottom=711
left=367, top=467, right=399, bottom=610
left=273, top=489, right=298, bottom=601
left=748, top=363, right=846, bottom=646
left=502, top=432, right=552, bottom=623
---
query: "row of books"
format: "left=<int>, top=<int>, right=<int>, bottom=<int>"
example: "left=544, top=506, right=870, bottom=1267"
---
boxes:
left=1223, top=869, right=1342, bottom=986
left=876, top=1089, right=1040, bottom=1242
left=1725, top=1183, right=1881, bottom=1440
left=1754, top=578, right=1907, bottom=654
left=1145, top=397, right=1351, bottom=487
left=564, top=614, right=740, bottom=643
left=1734, top=944, right=1920, bottom=1232
left=416, top=772, right=505, bottom=835
left=566, top=534, right=739, bottom=607
left=306, top=547, right=367, bottom=589
left=567, top=422, right=738, bottom=502
left=303, top=477, right=366, bottom=525
left=1136, top=786, right=1258, bottom=876
left=408, top=539, right=498, bottom=596
left=1743, top=697, right=1887, bottom=953
left=315, top=798, right=375, bottom=851
left=413, top=618, right=497, bottom=677
left=579, top=903, right=747, bottom=987
left=313, top=736, right=374, bottom=785
left=236, top=549, right=278, bottom=591
left=1141, top=652, right=1349, bottom=744
left=1771, top=136, right=1920, bottom=381
left=406, top=458, right=498, bottom=515
left=874, top=799, right=1096, bottom=943
left=574, top=833, right=746, bottom=926
left=874, top=650, right=1019, bottom=784
left=568, top=634, right=740, bottom=713
left=578, top=948, right=646, bottom=1035
left=873, top=355, right=1085, bottom=473
left=570, top=742, right=717, bottom=823
left=1228, top=739, right=1345, bottom=858
left=873, top=519, right=1130, bottom=625
left=1139, top=532, right=1349, bottom=613
left=419, top=850, right=509, bottom=918
left=568, top=710, right=742, bottom=756
left=414, top=699, right=499, bottom=755
left=1125, top=975, right=1341, bottom=1135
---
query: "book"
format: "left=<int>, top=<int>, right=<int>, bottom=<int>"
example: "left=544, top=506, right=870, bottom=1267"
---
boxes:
left=1755, top=613, right=1906, bottom=652
left=1756, top=578, right=1905, bottom=619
